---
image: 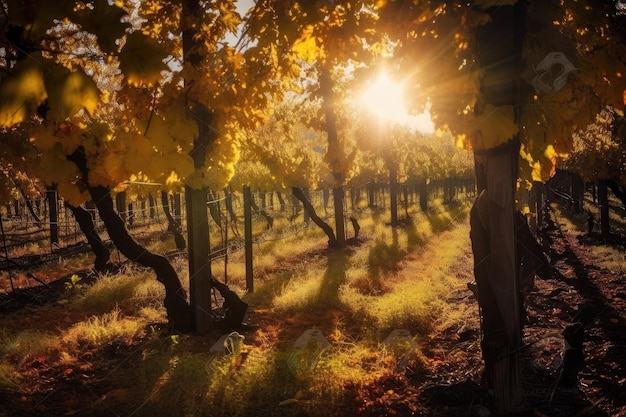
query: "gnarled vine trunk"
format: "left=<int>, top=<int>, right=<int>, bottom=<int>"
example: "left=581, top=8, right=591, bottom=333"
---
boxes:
left=64, top=201, right=110, bottom=273
left=161, top=191, right=186, bottom=250
left=69, top=148, right=192, bottom=332
left=292, top=187, right=338, bottom=248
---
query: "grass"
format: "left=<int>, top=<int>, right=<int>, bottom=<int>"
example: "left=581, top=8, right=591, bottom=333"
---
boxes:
left=552, top=200, right=626, bottom=274
left=62, top=307, right=147, bottom=349
left=0, top=194, right=477, bottom=416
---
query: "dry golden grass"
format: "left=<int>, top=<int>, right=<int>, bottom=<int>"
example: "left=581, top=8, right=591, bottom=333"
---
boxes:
left=1, top=195, right=477, bottom=417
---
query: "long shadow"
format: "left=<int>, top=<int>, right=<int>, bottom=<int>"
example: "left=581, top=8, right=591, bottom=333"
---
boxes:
left=418, top=206, right=613, bottom=417
left=316, top=249, right=349, bottom=308
left=534, top=207, right=625, bottom=415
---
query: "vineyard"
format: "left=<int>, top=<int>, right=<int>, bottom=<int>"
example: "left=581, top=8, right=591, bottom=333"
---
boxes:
left=0, top=178, right=474, bottom=284
left=1, top=185, right=625, bottom=417
left=2, top=1, right=626, bottom=416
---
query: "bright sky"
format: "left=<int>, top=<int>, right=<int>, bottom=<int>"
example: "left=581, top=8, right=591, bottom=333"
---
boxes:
left=233, top=1, right=434, bottom=134
left=361, top=73, right=435, bottom=134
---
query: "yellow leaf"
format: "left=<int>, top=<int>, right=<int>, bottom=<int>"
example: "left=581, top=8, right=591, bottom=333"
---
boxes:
left=468, top=104, right=518, bottom=150
left=0, top=58, right=47, bottom=126
left=118, top=33, right=168, bottom=87
left=292, top=25, right=320, bottom=62
left=44, top=65, right=100, bottom=121
left=70, top=0, right=130, bottom=53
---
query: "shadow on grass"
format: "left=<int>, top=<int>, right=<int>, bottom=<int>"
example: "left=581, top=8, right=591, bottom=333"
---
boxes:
left=316, top=249, right=349, bottom=308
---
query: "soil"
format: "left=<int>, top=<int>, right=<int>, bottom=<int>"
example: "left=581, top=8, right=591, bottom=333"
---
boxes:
left=1, top=205, right=625, bottom=417
left=344, top=206, right=626, bottom=417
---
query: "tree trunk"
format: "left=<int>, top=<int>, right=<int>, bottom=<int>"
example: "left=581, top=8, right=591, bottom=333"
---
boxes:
left=260, top=192, right=267, bottom=209
left=332, top=186, right=346, bottom=246
left=367, top=184, right=375, bottom=208
left=161, top=191, right=186, bottom=250
left=24, top=198, right=42, bottom=226
left=320, top=67, right=346, bottom=248
left=571, top=173, right=583, bottom=214
left=598, top=180, right=610, bottom=239
left=115, top=191, right=126, bottom=224
left=292, top=187, right=338, bottom=247
left=471, top=2, right=526, bottom=411
left=206, top=189, right=222, bottom=229
left=402, top=185, right=409, bottom=219
left=276, top=191, right=286, bottom=212
left=607, top=180, right=626, bottom=208
left=389, top=163, right=398, bottom=227
left=224, top=187, right=240, bottom=237
left=68, top=148, right=192, bottom=332
left=249, top=191, right=273, bottom=229
left=65, top=201, right=110, bottom=272
left=303, top=188, right=311, bottom=223
left=419, top=178, right=428, bottom=212
left=591, top=182, right=597, bottom=204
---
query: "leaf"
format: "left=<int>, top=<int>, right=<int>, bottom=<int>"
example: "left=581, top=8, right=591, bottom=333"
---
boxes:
left=5, top=1, right=71, bottom=40
left=44, top=65, right=100, bottom=121
left=0, top=58, right=47, bottom=127
left=292, top=25, right=321, bottom=62
left=468, top=104, right=518, bottom=150
left=118, top=33, right=169, bottom=87
left=70, top=0, right=130, bottom=53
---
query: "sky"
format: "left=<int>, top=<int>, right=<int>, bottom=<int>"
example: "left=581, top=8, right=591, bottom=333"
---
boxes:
left=230, top=0, right=434, bottom=134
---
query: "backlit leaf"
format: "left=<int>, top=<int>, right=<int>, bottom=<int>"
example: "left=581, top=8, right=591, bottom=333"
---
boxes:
left=467, top=104, right=519, bottom=150
left=118, top=33, right=169, bottom=87
left=70, top=0, right=130, bottom=54
left=0, top=58, right=47, bottom=127
left=44, top=65, right=100, bottom=121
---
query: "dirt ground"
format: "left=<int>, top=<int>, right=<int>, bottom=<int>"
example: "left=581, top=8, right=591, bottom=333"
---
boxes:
left=1, top=204, right=625, bottom=417
left=346, top=206, right=626, bottom=417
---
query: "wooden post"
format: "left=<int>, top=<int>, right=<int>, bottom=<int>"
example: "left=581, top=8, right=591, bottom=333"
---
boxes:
left=46, top=188, right=59, bottom=246
left=0, top=212, right=16, bottom=296
left=173, top=192, right=182, bottom=223
left=243, top=185, right=254, bottom=293
left=185, top=185, right=212, bottom=333
left=149, top=193, right=156, bottom=219
left=127, top=202, right=134, bottom=226
left=472, top=2, right=526, bottom=412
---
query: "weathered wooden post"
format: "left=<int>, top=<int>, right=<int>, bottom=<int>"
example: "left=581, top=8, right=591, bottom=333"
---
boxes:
left=243, top=185, right=254, bottom=293
left=470, top=2, right=526, bottom=412
left=46, top=188, right=59, bottom=246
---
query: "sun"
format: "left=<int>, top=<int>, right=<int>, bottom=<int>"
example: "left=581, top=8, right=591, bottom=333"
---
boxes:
left=361, top=73, right=407, bottom=120
left=360, top=72, right=434, bottom=134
